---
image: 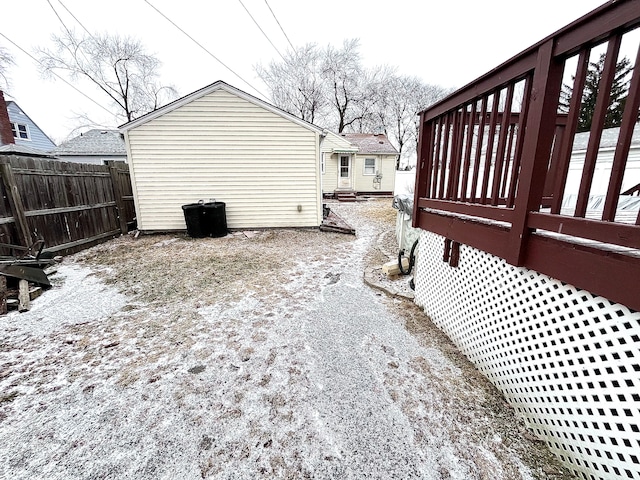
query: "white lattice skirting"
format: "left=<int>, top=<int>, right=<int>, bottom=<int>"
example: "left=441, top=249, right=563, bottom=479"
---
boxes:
left=413, top=230, right=640, bottom=480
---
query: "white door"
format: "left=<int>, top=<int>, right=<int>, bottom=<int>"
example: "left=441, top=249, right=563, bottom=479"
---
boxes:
left=338, top=155, right=352, bottom=189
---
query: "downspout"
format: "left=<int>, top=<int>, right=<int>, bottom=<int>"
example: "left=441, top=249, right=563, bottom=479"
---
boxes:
left=319, top=130, right=328, bottom=221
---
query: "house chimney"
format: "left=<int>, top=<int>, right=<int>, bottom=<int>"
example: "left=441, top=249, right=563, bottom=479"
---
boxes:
left=0, top=91, right=14, bottom=145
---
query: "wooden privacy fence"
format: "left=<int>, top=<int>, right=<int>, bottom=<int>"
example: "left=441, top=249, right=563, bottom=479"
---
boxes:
left=0, top=155, right=135, bottom=256
left=413, top=0, right=640, bottom=311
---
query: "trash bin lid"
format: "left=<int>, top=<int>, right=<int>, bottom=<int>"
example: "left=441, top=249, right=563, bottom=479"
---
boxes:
left=182, top=203, right=203, bottom=211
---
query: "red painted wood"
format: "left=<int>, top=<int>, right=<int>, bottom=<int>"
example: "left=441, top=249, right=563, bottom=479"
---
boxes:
left=507, top=40, right=564, bottom=265
left=460, top=101, right=477, bottom=202
left=438, top=115, right=452, bottom=198
left=507, top=76, right=532, bottom=208
left=491, top=83, right=515, bottom=205
left=431, top=118, right=443, bottom=198
left=413, top=0, right=640, bottom=309
left=553, top=0, right=640, bottom=57
left=602, top=43, right=640, bottom=221
left=500, top=124, right=516, bottom=198
left=481, top=91, right=501, bottom=204
left=575, top=35, right=622, bottom=218
left=551, top=49, right=590, bottom=214
left=422, top=52, right=537, bottom=121
left=416, top=210, right=510, bottom=259
left=528, top=212, right=640, bottom=249
left=447, top=110, right=465, bottom=200
left=418, top=198, right=514, bottom=223
left=471, top=96, right=489, bottom=200
left=543, top=124, right=566, bottom=201
left=524, top=234, right=640, bottom=313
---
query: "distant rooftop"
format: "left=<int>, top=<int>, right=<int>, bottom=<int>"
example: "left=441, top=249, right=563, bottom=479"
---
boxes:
left=51, top=129, right=126, bottom=155
left=0, top=143, right=55, bottom=157
left=339, top=133, right=399, bottom=155
left=572, top=122, right=640, bottom=151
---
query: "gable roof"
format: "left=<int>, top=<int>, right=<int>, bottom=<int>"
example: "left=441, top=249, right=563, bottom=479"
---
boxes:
left=321, top=131, right=359, bottom=153
left=339, top=133, right=399, bottom=155
left=52, top=129, right=126, bottom=155
left=119, top=80, right=324, bottom=134
left=6, top=100, right=57, bottom=151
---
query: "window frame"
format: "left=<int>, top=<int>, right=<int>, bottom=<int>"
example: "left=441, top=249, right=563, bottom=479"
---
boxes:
left=363, top=157, right=376, bottom=176
left=11, top=122, right=30, bottom=141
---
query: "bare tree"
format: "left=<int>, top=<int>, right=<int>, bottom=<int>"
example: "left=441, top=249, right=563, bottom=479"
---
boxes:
left=256, top=43, right=329, bottom=125
left=350, top=65, right=396, bottom=134
left=322, top=39, right=367, bottom=133
left=0, top=43, right=14, bottom=90
left=37, top=29, right=177, bottom=123
left=254, top=36, right=453, bottom=168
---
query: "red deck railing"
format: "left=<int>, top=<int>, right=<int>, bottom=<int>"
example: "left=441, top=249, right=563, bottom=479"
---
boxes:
left=413, top=0, right=640, bottom=311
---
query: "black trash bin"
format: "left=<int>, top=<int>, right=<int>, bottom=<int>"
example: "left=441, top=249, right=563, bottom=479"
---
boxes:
left=202, top=201, right=228, bottom=237
left=182, top=203, right=207, bottom=238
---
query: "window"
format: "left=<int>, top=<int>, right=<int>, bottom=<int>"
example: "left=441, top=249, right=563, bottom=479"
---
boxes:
left=11, top=123, right=30, bottom=140
left=340, top=156, right=349, bottom=178
left=364, top=158, right=376, bottom=175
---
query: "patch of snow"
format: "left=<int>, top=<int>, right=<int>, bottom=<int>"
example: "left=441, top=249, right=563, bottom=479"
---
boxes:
left=0, top=201, right=559, bottom=479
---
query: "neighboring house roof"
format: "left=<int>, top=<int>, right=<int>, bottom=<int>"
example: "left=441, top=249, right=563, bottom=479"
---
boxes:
left=119, top=80, right=324, bottom=134
left=572, top=122, right=640, bottom=152
left=322, top=131, right=358, bottom=153
left=51, top=129, right=126, bottom=156
left=339, top=133, right=399, bottom=155
left=0, top=143, right=56, bottom=157
left=6, top=100, right=57, bottom=151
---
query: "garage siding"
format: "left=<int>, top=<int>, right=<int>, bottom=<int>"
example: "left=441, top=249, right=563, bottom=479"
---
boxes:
left=126, top=89, right=321, bottom=231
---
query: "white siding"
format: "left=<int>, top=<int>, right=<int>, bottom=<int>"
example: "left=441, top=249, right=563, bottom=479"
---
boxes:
left=126, top=89, right=321, bottom=231
left=322, top=153, right=339, bottom=193
left=321, top=132, right=355, bottom=194
left=565, top=146, right=640, bottom=197
left=352, top=154, right=397, bottom=192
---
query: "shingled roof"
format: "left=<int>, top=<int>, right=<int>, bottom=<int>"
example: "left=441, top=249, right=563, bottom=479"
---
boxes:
left=338, top=133, right=398, bottom=155
left=51, top=129, right=126, bottom=155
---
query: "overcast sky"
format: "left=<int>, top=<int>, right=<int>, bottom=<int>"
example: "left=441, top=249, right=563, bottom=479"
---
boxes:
left=2, top=0, right=608, bottom=143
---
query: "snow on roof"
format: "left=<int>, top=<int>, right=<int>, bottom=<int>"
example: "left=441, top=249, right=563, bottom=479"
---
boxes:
left=339, top=133, right=399, bottom=155
left=51, top=129, right=126, bottom=155
left=0, top=143, right=55, bottom=157
left=572, top=122, right=640, bottom=152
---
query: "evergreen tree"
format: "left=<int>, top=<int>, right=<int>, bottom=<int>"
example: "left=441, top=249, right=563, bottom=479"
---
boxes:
left=559, top=53, right=632, bottom=132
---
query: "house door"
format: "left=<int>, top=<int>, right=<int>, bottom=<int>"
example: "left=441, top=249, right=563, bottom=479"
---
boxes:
left=338, top=155, right=352, bottom=189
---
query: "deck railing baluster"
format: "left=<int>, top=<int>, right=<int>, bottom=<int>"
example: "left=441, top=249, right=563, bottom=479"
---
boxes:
left=602, top=43, right=640, bottom=221
left=575, top=34, right=622, bottom=218
left=551, top=49, right=590, bottom=214
left=471, top=96, right=489, bottom=202
left=491, top=83, right=515, bottom=205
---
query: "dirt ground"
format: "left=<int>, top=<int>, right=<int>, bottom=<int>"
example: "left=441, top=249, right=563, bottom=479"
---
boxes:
left=0, top=198, right=575, bottom=479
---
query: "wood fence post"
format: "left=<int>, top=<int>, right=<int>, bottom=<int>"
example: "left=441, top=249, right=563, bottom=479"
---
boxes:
left=107, top=161, right=128, bottom=235
left=0, top=156, right=32, bottom=247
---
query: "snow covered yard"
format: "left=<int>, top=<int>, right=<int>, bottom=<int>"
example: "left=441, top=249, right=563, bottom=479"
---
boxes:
left=0, top=199, right=574, bottom=479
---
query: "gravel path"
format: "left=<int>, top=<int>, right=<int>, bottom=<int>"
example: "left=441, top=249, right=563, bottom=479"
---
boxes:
left=0, top=199, right=574, bottom=479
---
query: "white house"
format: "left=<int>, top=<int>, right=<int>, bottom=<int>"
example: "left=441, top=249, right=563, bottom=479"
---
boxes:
left=321, top=132, right=398, bottom=197
left=0, top=92, right=56, bottom=154
left=565, top=122, right=640, bottom=196
left=119, top=81, right=324, bottom=232
left=51, top=129, right=127, bottom=165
